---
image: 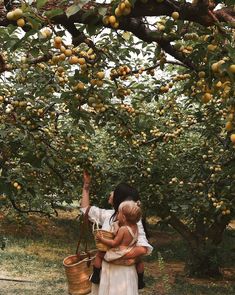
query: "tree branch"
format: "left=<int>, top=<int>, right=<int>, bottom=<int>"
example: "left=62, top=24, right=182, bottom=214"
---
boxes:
left=207, top=217, right=231, bottom=245
left=0, top=1, right=234, bottom=70
left=0, top=53, right=53, bottom=73
left=167, top=213, right=198, bottom=249
left=8, top=195, right=52, bottom=217
left=158, top=203, right=198, bottom=249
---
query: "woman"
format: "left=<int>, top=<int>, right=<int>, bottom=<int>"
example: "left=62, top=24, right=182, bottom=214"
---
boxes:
left=81, top=171, right=153, bottom=295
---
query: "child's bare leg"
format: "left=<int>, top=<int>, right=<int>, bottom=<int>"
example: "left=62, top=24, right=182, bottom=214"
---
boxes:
left=136, top=260, right=145, bottom=289
left=90, top=251, right=105, bottom=285
left=93, top=252, right=104, bottom=268
left=136, top=261, right=144, bottom=273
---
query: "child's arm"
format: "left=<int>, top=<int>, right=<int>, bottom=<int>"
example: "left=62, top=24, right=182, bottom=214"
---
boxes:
left=96, top=227, right=125, bottom=248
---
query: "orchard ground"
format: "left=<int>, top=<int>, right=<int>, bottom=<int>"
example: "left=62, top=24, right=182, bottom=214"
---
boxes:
left=0, top=209, right=235, bottom=295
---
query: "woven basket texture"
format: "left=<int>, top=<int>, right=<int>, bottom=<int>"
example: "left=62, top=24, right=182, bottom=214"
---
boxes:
left=63, top=250, right=96, bottom=295
left=94, top=229, right=114, bottom=252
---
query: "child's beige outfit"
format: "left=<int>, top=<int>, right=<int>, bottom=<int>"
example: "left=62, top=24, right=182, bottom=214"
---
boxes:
left=104, top=225, right=138, bottom=262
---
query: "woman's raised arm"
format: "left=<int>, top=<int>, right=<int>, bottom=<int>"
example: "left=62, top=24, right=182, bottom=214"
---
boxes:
left=81, top=170, right=91, bottom=208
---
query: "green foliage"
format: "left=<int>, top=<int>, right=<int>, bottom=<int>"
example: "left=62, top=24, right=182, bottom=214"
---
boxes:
left=157, top=251, right=172, bottom=293
left=66, top=4, right=82, bottom=18
left=36, top=0, right=48, bottom=9
left=0, top=236, right=7, bottom=250
left=0, top=0, right=235, bottom=277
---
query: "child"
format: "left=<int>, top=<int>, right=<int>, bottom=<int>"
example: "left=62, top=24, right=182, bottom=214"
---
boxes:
left=90, top=200, right=145, bottom=289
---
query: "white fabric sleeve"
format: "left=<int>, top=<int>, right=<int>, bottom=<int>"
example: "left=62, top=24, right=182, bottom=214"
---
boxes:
left=80, top=206, right=113, bottom=226
left=136, top=220, right=153, bottom=255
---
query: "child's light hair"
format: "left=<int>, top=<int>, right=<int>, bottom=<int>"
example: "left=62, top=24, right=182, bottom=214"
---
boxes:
left=118, top=200, right=142, bottom=224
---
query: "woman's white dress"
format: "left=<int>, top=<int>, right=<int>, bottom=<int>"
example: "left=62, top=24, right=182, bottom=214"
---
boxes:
left=81, top=206, right=153, bottom=295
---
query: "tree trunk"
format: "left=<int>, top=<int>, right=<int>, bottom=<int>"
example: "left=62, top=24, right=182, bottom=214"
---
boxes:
left=185, top=242, right=222, bottom=278
left=159, top=206, right=229, bottom=278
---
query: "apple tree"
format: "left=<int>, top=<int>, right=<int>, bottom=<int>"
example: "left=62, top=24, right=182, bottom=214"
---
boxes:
left=0, top=0, right=235, bottom=277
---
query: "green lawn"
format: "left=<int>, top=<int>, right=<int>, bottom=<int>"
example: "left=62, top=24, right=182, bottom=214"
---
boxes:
left=0, top=212, right=234, bottom=295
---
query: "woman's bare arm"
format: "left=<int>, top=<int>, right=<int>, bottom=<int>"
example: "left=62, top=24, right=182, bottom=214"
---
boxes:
left=109, top=246, right=147, bottom=266
left=81, top=171, right=91, bottom=208
left=122, top=246, right=147, bottom=259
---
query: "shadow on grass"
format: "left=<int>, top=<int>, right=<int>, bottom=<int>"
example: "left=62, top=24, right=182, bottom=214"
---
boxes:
left=145, top=239, right=188, bottom=263
left=169, top=278, right=235, bottom=295
left=145, top=274, right=156, bottom=287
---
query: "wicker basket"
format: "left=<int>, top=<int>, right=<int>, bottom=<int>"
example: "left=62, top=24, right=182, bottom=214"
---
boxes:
left=63, top=250, right=96, bottom=295
left=94, top=229, right=115, bottom=252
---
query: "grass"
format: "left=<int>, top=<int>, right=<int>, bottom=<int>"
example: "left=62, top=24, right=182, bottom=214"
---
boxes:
left=0, top=211, right=235, bottom=295
left=0, top=210, right=84, bottom=294
left=0, top=236, right=73, bottom=294
left=169, top=278, right=235, bottom=295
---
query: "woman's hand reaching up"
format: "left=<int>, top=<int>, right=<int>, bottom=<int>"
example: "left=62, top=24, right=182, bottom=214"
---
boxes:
left=83, top=170, right=91, bottom=187
left=81, top=170, right=91, bottom=208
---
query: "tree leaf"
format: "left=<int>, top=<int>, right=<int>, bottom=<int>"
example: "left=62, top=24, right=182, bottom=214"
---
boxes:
left=98, top=7, right=107, bottom=16
left=0, top=181, right=11, bottom=196
left=86, top=24, right=98, bottom=36
left=66, top=4, right=81, bottom=18
left=10, top=30, right=38, bottom=51
left=36, top=0, right=48, bottom=9
left=122, top=31, right=131, bottom=41
left=45, top=9, right=64, bottom=18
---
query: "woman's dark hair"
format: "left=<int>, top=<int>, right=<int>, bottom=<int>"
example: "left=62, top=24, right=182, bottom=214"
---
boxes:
left=111, top=183, right=140, bottom=221
left=110, top=183, right=149, bottom=238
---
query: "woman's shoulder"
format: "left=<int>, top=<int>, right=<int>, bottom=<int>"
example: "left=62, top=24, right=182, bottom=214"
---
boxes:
left=90, top=206, right=114, bottom=219
left=90, top=205, right=114, bottom=213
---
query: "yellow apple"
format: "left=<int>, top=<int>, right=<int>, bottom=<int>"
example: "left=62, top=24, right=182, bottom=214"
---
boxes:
left=172, top=12, right=179, bottom=20
left=229, top=65, right=235, bottom=73
left=230, top=133, right=235, bottom=144
left=17, top=18, right=25, bottom=27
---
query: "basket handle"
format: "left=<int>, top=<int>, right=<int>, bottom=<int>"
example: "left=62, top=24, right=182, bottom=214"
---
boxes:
left=76, top=205, right=91, bottom=255
left=92, top=220, right=100, bottom=233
